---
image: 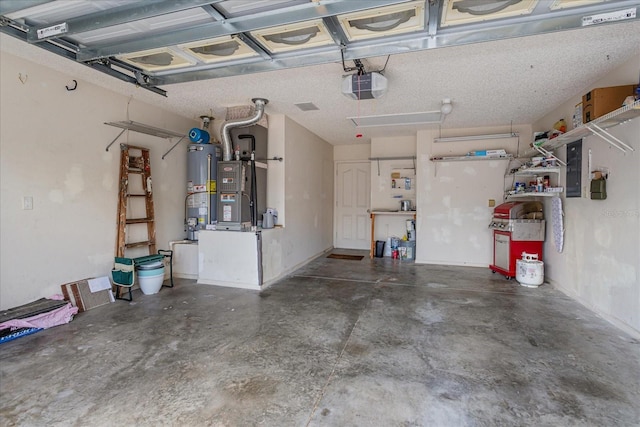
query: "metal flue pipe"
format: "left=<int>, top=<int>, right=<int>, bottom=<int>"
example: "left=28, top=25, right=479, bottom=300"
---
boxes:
left=220, top=98, right=268, bottom=161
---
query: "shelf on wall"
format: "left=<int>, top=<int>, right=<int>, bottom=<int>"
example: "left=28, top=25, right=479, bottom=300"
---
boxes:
left=104, top=120, right=187, bottom=154
left=369, top=156, right=416, bottom=175
left=369, top=156, right=416, bottom=161
left=433, top=132, right=519, bottom=143
left=105, top=121, right=184, bottom=139
left=534, top=100, right=640, bottom=154
left=507, top=192, right=562, bottom=199
left=430, top=155, right=513, bottom=162
left=509, top=166, right=562, bottom=176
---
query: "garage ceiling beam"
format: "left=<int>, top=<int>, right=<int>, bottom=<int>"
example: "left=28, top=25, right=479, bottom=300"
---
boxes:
left=3, top=0, right=639, bottom=94
left=76, top=0, right=409, bottom=62
left=153, top=3, right=640, bottom=85
left=89, top=61, right=167, bottom=97
left=28, top=0, right=226, bottom=43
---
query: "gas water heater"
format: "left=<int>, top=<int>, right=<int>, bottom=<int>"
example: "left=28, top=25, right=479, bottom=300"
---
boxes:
left=186, top=143, right=220, bottom=240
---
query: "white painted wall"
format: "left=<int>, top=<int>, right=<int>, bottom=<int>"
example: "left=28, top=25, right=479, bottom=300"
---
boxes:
left=261, top=116, right=334, bottom=279
left=267, top=115, right=286, bottom=226
left=0, top=52, right=197, bottom=310
left=171, top=241, right=198, bottom=280
left=532, top=54, right=640, bottom=336
left=197, top=230, right=262, bottom=290
left=415, top=125, right=533, bottom=266
left=334, top=143, right=371, bottom=161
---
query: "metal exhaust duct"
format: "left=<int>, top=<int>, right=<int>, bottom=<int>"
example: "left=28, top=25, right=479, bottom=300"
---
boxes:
left=221, top=98, right=269, bottom=161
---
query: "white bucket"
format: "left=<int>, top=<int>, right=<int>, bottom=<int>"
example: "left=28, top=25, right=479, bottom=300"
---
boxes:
left=138, top=266, right=165, bottom=295
left=516, top=258, right=544, bottom=287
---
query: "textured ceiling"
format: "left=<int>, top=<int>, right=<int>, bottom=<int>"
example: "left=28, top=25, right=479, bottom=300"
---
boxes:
left=1, top=19, right=639, bottom=145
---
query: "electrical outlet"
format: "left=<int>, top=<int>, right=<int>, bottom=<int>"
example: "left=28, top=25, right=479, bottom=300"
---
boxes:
left=488, top=199, right=496, bottom=207
left=23, top=196, right=33, bottom=210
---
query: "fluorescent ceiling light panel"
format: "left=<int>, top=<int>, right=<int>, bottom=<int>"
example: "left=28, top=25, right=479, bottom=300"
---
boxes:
left=434, top=133, right=519, bottom=142
left=117, top=47, right=194, bottom=73
left=348, top=111, right=443, bottom=128
left=180, top=36, right=258, bottom=63
left=441, top=0, right=538, bottom=27
left=250, top=20, right=334, bottom=53
left=338, top=0, right=426, bottom=41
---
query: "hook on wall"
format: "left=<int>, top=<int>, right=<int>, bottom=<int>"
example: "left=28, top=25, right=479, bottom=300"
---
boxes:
left=66, top=80, right=78, bottom=91
left=18, top=73, right=28, bottom=84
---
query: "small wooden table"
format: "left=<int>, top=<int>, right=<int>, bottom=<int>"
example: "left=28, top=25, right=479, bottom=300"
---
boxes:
left=369, top=211, right=417, bottom=258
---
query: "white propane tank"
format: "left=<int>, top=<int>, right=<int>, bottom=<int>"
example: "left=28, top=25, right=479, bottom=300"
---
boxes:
left=516, top=252, right=544, bottom=287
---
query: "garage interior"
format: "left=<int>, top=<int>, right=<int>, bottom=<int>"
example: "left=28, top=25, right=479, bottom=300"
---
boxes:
left=1, top=0, right=639, bottom=425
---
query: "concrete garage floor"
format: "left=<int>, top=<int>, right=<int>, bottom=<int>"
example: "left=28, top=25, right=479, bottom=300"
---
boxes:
left=1, top=251, right=639, bottom=426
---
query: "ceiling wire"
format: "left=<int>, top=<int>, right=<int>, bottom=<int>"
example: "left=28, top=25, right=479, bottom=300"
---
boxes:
left=378, top=55, right=391, bottom=75
left=125, top=95, right=134, bottom=144
left=126, top=95, right=133, bottom=121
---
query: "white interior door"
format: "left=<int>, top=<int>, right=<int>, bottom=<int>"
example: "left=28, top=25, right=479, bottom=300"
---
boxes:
left=335, top=162, right=370, bottom=249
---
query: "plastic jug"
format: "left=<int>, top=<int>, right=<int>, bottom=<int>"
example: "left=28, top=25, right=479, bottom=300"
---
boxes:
left=262, top=212, right=274, bottom=229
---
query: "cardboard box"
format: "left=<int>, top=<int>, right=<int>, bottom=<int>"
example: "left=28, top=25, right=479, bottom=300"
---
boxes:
left=486, top=149, right=507, bottom=157
left=61, top=278, right=113, bottom=312
left=582, top=85, right=637, bottom=123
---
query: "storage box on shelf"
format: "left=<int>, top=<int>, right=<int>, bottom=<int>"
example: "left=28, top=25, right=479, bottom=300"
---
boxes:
left=582, top=85, right=637, bottom=123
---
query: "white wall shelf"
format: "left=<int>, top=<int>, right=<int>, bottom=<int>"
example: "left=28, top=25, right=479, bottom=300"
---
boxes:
left=507, top=192, right=561, bottom=199
left=430, top=155, right=513, bottom=162
left=506, top=167, right=563, bottom=199
left=509, top=166, right=562, bottom=176
left=535, top=100, right=640, bottom=154
left=369, top=156, right=416, bottom=175
left=104, top=120, right=187, bottom=155
left=433, top=132, right=519, bottom=143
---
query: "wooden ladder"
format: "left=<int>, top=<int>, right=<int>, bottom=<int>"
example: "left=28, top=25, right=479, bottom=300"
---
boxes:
left=115, top=144, right=156, bottom=258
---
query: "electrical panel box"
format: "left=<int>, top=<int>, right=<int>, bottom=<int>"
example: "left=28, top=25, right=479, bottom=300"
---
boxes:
left=566, top=140, right=582, bottom=198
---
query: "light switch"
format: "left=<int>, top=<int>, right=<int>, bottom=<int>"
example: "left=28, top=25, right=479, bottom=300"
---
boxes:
left=23, top=196, right=33, bottom=210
